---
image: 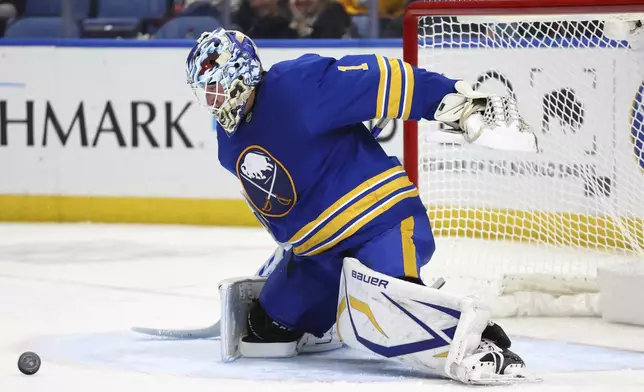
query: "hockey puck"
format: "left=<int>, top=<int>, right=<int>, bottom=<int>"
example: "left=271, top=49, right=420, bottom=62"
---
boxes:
left=18, top=352, right=41, bottom=375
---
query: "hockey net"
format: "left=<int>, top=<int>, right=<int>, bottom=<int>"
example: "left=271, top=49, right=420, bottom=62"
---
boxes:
left=403, top=0, right=644, bottom=317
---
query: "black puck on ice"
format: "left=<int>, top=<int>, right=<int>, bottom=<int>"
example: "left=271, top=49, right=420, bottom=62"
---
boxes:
left=18, top=351, right=41, bottom=375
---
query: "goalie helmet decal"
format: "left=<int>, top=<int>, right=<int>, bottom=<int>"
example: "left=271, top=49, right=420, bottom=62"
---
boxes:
left=185, top=28, right=263, bottom=136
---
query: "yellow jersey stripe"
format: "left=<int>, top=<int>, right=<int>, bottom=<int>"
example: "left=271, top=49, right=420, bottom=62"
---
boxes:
left=294, top=176, right=413, bottom=255
left=401, top=61, right=414, bottom=120
left=303, top=188, right=419, bottom=256
left=288, top=166, right=405, bottom=245
left=386, top=58, right=403, bottom=118
left=375, top=56, right=388, bottom=118
left=401, top=216, right=418, bottom=278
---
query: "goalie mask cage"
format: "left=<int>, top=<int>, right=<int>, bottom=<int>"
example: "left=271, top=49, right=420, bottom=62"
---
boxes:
left=402, top=0, right=644, bottom=317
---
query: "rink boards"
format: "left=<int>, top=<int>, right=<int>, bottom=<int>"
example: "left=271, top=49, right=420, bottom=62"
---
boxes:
left=0, top=40, right=403, bottom=226
left=0, top=39, right=642, bottom=233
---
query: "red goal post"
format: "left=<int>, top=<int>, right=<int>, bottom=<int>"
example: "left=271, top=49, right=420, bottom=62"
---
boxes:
left=402, top=0, right=644, bottom=187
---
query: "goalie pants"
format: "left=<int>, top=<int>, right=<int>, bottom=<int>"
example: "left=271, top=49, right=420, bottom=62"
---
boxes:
left=259, top=213, right=436, bottom=337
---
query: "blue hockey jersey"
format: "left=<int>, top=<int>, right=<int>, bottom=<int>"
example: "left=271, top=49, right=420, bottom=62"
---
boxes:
left=216, top=53, right=458, bottom=257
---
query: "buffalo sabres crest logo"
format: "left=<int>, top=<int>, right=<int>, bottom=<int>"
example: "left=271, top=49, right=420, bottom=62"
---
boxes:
left=236, top=146, right=297, bottom=217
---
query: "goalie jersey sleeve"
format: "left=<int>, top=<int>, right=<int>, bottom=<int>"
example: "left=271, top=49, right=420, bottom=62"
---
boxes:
left=289, top=53, right=459, bottom=133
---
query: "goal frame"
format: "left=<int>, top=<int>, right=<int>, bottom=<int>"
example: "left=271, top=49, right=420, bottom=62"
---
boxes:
left=402, top=0, right=644, bottom=186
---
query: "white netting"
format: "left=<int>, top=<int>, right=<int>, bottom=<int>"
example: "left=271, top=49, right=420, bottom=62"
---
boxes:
left=411, top=4, right=644, bottom=316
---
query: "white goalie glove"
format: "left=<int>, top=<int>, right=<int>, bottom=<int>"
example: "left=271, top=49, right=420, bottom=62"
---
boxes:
left=434, top=81, right=539, bottom=153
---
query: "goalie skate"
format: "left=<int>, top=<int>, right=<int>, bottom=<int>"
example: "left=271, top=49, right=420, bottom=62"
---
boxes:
left=455, top=339, right=542, bottom=385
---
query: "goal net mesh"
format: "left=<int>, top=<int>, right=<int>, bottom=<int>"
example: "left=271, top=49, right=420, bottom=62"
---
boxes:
left=410, top=3, right=644, bottom=316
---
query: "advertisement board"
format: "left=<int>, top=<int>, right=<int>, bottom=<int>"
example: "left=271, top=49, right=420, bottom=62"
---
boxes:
left=0, top=40, right=641, bottom=225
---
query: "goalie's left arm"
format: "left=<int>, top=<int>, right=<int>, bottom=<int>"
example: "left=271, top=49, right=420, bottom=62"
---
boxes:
left=299, top=53, right=458, bottom=129
left=299, top=54, right=538, bottom=152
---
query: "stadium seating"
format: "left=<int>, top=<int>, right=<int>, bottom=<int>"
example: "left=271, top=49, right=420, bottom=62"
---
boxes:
left=24, top=0, right=92, bottom=20
left=4, top=17, right=81, bottom=38
left=82, top=0, right=169, bottom=38
left=2, top=0, right=90, bottom=39
left=155, top=16, right=221, bottom=39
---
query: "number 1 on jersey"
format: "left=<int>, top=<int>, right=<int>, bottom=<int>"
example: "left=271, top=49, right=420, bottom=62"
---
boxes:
left=338, top=63, right=369, bottom=72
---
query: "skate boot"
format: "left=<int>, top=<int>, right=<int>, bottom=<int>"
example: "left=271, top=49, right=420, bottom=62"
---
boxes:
left=240, top=300, right=342, bottom=358
left=456, top=322, right=537, bottom=384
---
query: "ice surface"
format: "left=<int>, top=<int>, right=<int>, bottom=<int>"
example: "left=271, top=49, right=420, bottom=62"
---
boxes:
left=1, top=223, right=644, bottom=392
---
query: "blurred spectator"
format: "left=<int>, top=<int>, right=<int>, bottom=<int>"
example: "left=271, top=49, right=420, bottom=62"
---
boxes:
left=0, top=0, right=23, bottom=36
left=178, top=0, right=221, bottom=18
left=340, top=0, right=406, bottom=37
left=233, top=0, right=297, bottom=38
left=339, top=0, right=405, bottom=19
left=289, top=0, right=354, bottom=38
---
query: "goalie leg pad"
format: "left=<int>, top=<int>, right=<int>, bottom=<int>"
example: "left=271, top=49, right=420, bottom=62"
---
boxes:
left=336, top=257, right=488, bottom=379
left=336, top=257, right=538, bottom=384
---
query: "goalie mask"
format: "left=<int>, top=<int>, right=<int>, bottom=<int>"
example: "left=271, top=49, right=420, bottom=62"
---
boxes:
left=185, top=28, right=263, bottom=136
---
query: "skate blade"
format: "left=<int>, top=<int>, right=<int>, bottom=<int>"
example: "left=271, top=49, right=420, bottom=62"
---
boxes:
left=467, top=373, right=543, bottom=385
left=131, top=323, right=220, bottom=339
